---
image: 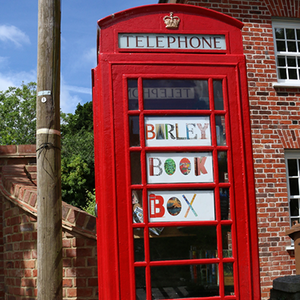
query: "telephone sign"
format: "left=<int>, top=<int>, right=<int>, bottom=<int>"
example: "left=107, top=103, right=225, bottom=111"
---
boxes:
left=93, top=4, right=260, bottom=300
left=119, top=33, right=226, bottom=50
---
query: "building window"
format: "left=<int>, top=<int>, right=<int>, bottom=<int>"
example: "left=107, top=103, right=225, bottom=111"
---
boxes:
left=273, top=21, right=300, bottom=84
left=285, top=151, right=300, bottom=226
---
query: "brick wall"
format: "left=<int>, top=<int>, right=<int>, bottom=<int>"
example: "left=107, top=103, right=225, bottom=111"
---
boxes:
left=0, top=145, right=98, bottom=299
left=182, top=0, right=299, bottom=299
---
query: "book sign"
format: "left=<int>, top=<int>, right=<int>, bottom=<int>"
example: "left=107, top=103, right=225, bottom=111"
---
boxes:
left=147, top=152, right=213, bottom=184
left=145, top=116, right=211, bottom=147
left=148, top=190, right=215, bottom=222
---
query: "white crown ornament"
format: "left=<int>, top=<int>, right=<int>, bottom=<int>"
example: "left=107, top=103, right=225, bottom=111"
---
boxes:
left=163, top=12, right=180, bottom=29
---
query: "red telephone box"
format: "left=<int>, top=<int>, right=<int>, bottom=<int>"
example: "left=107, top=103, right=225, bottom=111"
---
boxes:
left=92, top=4, right=260, bottom=300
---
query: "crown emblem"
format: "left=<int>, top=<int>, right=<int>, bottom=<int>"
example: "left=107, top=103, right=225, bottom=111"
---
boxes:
left=163, top=12, right=180, bottom=29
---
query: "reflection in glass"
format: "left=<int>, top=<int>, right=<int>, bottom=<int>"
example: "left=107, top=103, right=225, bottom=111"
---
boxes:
left=134, top=228, right=144, bottom=262
left=275, top=28, right=285, bottom=39
left=224, top=263, right=234, bottom=295
left=213, top=80, right=224, bottom=110
left=220, top=188, right=230, bottom=220
left=287, top=56, right=296, bottom=67
left=279, top=68, right=287, bottom=79
left=135, top=267, right=146, bottom=300
left=128, top=79, right=138, bottom=110
left=286, top=28, right=295, bottom=39
left=276, top=41, right=286, bottom=51
left=222, top=226, right=232, bottom=258
left=129, top=116, right=140, bottom=146
left=288, top=41, right=297, bottom=52
left=218, top=151, right=228, bottom=183
left=291, top=217, right=300, bottom=226
left=149, top=226, right=217, bottom=261
left=151, top=264, right=219, bottom=299
left=288, top=69, right=297, bottom=79
left=290, top=178, right=299, bottom=195
left=143, top=80, right=209, bottom=110
left=277, top=56, right=285, bottom=66
left=290, top=199, right=299, bottom=216
left=132, top=190, right=143, bottom=222
left=288, top=159, right=297, bottom=176
left=215, top=115, right=226, bottom=146
left=131, top=152, right=141, bottom=184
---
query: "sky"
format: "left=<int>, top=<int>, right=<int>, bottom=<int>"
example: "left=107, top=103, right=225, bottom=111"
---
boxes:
left=0, top=0, right=156, bottom=114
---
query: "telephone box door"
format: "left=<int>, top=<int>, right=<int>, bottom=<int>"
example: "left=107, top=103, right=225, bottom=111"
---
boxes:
left=93, top=4, right=260, bottom=300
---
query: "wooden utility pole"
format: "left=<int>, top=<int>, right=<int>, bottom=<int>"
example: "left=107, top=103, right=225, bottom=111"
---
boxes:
left=36, top=0, right=62, bottom=299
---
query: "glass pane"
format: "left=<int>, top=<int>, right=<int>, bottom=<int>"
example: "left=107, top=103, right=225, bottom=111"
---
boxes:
left=149, top=226, right=217, bottom=261
left=143, top=79, right=209, bottom=110
left=224, top=263, right=234, bottom=295
left=275, top=28, right=285, bottom=39
left=133, top=190, right=143, bottom=222
left=128, top=79, right=138, bottom=110
left=279, top=68, right=287, bottom=79
left=291, top=218, right=300, bottom=226
left=288, top=159, right=297, bottom=176
left=222, top=226, right=232, bottom=257
left=277, top=56, right=286, bottom=66
left=151, top=264, right=219, bottom=299
left=276, top=41, right=286, bottom=51
left=134, top=228, right=145, bottom=262
left=297, top=29, right=300, bottom=40
left=288, top=68, right=297, bottom=79
left=287, top=41, right=297, bottom=52
left=220, top=188, right=230, bottom=220
left=131, top=152, right=141, bottom=184
left=286, top=28, right=296, bottom=40
left=289, top=178, right=300, bottom=195
left=129, top=116, right=140, bottom=146
left=287, top=56, right=296, bottom=67
left=135, top=267, right=146, bottom=300
left=218, top=151, right=228, bottom=183
left=213, top=80, right=224, bottom=110
left=290, top=199, right=300, bottom=217
left=215, top=115, right=226, bottom=146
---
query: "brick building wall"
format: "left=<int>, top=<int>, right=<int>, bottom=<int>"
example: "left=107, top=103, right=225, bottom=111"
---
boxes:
left=0, top=145, right=98, bottom=299
left=178, top=0, right=300, bottom=299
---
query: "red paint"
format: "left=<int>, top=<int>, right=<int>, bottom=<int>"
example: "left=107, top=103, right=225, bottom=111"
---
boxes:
left=93, top=4, right=260, bottom=300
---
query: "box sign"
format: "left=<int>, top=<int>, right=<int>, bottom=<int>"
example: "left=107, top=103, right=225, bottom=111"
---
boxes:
left=147, top=152, right=213, bottom=184
left=119, top=33, right=226, bottom=50
left=145, top=116, right=211, bottom=147
left=148, top=190, right=215, bottom=222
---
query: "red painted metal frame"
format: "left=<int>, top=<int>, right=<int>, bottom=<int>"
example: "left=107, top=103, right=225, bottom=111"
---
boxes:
left=93, top=4, right=260, bottom=300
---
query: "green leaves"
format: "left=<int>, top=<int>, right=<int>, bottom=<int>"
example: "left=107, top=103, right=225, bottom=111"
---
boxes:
left=0, top=82, right=36, bottom=145
left=60, top=103, right=95, bottom=210
left=0, top=83, right=95, bottom=212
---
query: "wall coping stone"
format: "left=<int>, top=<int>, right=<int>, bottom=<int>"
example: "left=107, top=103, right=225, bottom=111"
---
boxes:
left=0, top=145, right=96, bottom=240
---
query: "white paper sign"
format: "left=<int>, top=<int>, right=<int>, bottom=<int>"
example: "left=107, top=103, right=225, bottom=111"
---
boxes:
left=148, top=190, right=215, bottom=222
left=145, top=116, right=211, bottom=147
left=147, top=152, right=213, bottom=184
left=119, top=33, right=226, bottom=50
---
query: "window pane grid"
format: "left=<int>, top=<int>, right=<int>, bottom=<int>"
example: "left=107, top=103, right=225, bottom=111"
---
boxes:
left=286, top=156, right=300, bottom=226
left=274, top=23, right=300, bottom=81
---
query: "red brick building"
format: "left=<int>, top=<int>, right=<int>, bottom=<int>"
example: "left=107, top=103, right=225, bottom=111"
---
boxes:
left=157, top=0, right=300, bottom=299
left=0, top=145, right=98, bottom=299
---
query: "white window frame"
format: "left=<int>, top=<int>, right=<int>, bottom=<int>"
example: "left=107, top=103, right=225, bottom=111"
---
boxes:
left=285, top=151, right=300, bottom=227
left=272, top=20, right=300, bottom=88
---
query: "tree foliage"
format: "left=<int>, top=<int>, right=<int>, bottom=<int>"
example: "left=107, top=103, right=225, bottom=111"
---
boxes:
left=0, top=83, right=95, bottom=212
left=0, top=82, right=36, bottom=145
left=61, top=102, right=95, bottom=210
